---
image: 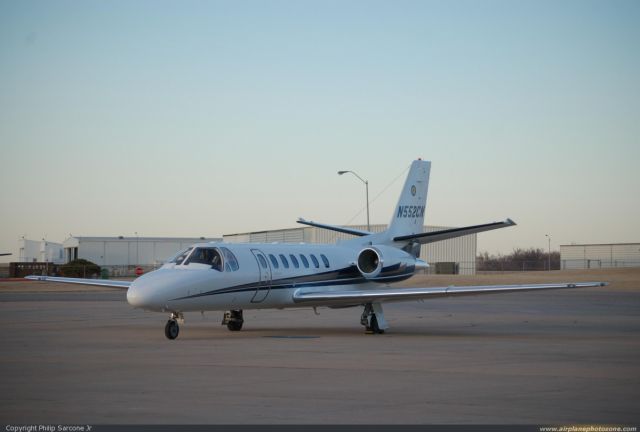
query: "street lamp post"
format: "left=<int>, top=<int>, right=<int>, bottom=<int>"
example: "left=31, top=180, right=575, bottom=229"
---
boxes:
left=338, top=170, right=370, bottom=232
left=135, top=231, right=139, bottom=267
left=545, top=234, right=551, bottom=271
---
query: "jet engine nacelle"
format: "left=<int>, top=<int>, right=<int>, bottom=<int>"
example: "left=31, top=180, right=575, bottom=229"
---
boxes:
left=356, top=245, right=416, bottom=280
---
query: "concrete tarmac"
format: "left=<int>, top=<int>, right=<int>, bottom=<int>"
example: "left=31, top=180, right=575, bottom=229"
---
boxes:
left=1, top=269, right=639, bottom=424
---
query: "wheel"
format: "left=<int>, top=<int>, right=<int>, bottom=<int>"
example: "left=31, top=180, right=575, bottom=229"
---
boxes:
left=165, top=319, right=179, bottom=340
left=225, top=310, right=243, bottom=331
left=370, top=314, right=384, bottom=334
left=227, top=320, right=243, bottom=331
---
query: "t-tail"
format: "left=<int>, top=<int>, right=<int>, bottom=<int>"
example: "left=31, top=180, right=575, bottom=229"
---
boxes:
left=298, top=158, right=516, bottom=254
left=381, top=159, right=515, bottom=255
left=385, top=159, right=431, bottom=242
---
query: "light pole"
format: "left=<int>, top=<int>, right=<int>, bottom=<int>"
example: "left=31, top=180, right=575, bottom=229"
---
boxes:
left=545, top=234, right=551, bottom=271
left=43, top=237, right=48, bottom=276
left=338, top=170, right=370, bottom=232
left=135, top=231, right=139, bottom=267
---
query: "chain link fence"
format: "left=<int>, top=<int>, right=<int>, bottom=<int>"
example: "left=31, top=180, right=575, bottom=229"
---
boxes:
left=562, top=259, right=640, bottom=270
left=476, top=259, right=558, bottom=273
left=7, top=263, right=162, bottom=279
left=414, top=258, right=563, bottom=275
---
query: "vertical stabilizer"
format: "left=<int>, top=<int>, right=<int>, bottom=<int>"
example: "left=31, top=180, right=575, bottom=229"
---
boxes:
left=386, top=159, right=431, bottom=240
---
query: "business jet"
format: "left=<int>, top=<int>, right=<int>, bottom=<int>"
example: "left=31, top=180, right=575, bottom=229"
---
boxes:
left=27, top=159, right=605, bottom=339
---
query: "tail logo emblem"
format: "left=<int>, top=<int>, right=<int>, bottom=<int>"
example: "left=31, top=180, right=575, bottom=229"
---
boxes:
left=411, top=185, right=416, bottom=196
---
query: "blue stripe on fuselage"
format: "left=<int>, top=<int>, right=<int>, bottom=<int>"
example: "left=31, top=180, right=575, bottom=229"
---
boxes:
left=170, top=265, right=415, bottom=301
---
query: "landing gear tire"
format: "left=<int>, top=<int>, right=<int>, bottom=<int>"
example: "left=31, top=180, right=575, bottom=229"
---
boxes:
left=222, top=309, right=244, bottom=332
left=165, top=320, right=179, bottom=340
left=227, top=320, right=243, bottom=331
left=361, top=303, right=386, bottom=334
left=370, top=314, right=385, bottom=334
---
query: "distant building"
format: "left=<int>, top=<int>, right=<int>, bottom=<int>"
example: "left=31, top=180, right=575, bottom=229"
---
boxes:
left=62, top=236, right=221, bottom=266
left=18, top=238, right=64, bottom=264
left=223, top=224, right=477, bottom=274
left=560, top=243, right=640, bottom=269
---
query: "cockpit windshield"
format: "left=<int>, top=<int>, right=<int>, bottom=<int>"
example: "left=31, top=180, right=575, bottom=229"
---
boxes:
left=168, top=247, right=193, bottom=265
left=184, top=247, right=223, bottom=271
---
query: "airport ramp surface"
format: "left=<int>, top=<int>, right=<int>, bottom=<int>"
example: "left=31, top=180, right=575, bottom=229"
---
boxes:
left=0, top=268, right=638, bottom=424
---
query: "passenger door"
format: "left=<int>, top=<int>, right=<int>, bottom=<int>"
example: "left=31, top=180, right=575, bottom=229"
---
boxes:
left=250, top=249, right=272, bottom=303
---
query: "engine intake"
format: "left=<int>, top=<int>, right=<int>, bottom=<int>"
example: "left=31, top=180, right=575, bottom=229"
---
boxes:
left=357, top=248, right=383, bottom=278
left=356, top=245, right=417, bottom=280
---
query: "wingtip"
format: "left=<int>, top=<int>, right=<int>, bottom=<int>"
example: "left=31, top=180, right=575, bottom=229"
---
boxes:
left=505, top=218, right=517, bottom=226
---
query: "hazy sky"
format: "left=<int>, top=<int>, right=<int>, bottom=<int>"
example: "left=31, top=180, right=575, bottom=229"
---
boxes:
left=1, top=0, right=639, bottom=262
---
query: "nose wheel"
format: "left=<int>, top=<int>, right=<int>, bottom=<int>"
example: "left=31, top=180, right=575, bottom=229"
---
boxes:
left=165, top=320, right=179, bottom=339
left=165, top=312, right=184, bottom=340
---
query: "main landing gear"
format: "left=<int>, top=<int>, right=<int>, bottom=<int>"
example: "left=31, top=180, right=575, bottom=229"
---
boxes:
left=222, top=309, right=244, bottom=331
left=165, top=312, right=184, bottom=340
left=361, top=303, right=389, bottom=334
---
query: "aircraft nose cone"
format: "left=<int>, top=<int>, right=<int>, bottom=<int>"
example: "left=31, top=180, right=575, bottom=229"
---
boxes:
left=127, top=275, right=157, bottom=309
left=127, top=285, right=140, bottom=307
left=126, top=270, right=173, bottom=311
left=126, top=283, right=144, bottom=308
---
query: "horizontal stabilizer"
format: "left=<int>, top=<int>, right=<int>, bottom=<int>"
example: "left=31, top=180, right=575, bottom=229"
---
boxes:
left=25, top=275, right=131, bottom=289
left=293, top=281, right=606, bottom=306
left=297, top=218, right=372, bottom=237
left=393, top=219, right=516, bottom=244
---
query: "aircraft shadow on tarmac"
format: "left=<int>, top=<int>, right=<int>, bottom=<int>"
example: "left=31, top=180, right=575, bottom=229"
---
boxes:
left=171, top=324, right=560, bottom=341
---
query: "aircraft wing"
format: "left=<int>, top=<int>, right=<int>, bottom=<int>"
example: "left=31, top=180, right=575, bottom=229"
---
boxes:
left=25, top=275, right=131, bottom=289
left=293, top=281, right=606, bottom=306
left=297, top=218, right=373, bottom=236
left=393, top=219, right=516, bottom=244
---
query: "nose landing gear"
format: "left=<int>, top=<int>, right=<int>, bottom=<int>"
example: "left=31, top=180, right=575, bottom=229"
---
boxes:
left=165, top=312, right=184, bottom=340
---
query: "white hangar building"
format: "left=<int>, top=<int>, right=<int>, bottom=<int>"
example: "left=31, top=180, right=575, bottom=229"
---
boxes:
left=63, top=236, right=221, bottom=267
left=18, top=238, right=65, bottom=264
left=223, top=224, right=477, bottom=274
left=560, top=243, right=640, bottom=269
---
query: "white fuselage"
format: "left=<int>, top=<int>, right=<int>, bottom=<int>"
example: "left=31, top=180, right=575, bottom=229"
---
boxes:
left=126, top=241, right=418, bottom=313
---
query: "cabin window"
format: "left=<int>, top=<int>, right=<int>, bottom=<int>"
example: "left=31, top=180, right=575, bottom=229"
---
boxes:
left=300, top=254, right=309, bottom=268
left=221, top=247, right=239, bottom=272
left=310, top=254, right=320, bottom=268
left=269, top=254, right=279, bottom=269
left=257, top=254, right=268, bottom=269
left=169, top=247, right=193, bottom=265
left=279, top=254, right=289, bottom=269
left=320, top=254, right=330, bottom=268
left=289, top=254, right=299, bottom=268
